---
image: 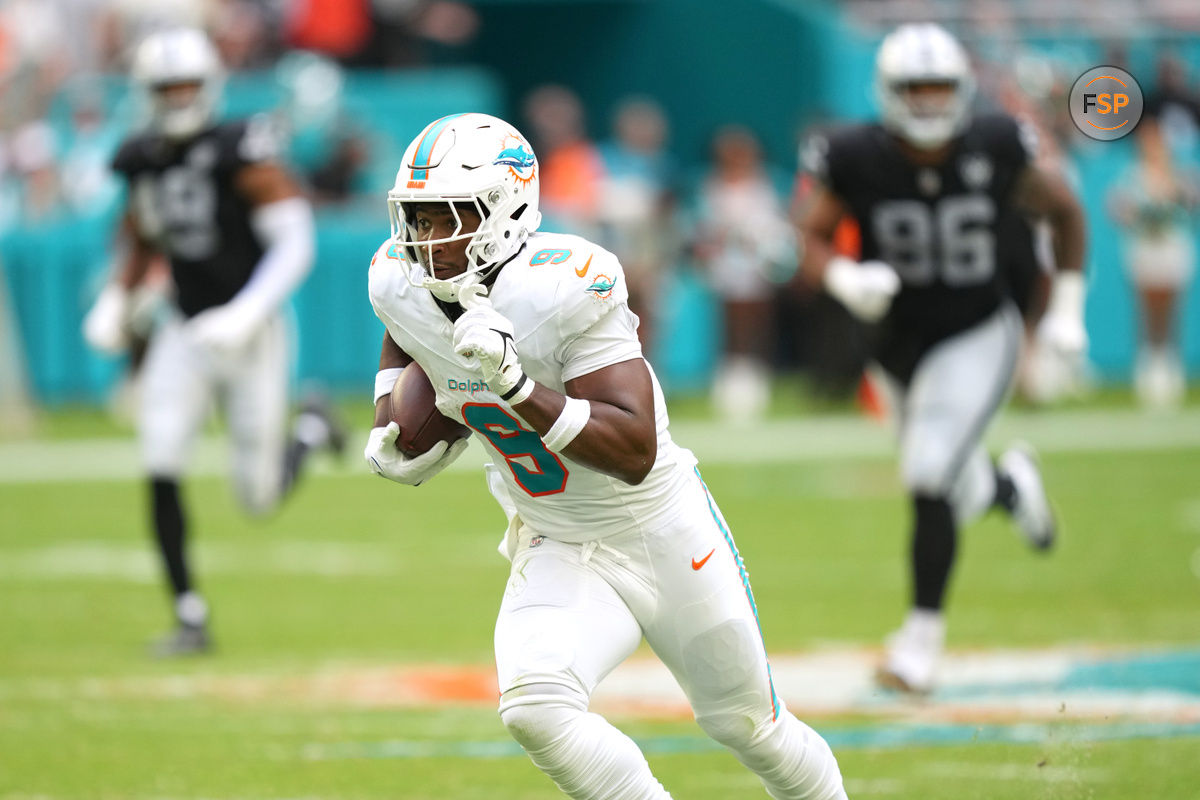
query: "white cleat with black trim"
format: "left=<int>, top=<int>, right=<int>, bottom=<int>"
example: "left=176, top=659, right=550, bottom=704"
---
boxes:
left=1000, top=442, right=1056, bottom=551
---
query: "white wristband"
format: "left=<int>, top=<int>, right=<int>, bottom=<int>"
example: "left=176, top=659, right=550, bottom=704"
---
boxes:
left=541, top=397, right=591, bottom=453
left=374, top=367, right=405, bottom=404
left=1046, top=270, right=1085, bottom=319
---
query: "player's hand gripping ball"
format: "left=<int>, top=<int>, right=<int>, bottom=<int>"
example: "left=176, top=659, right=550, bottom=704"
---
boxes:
left=387, top=361, right=471, bottom=458
left=364, top=363, right=471, bottom=486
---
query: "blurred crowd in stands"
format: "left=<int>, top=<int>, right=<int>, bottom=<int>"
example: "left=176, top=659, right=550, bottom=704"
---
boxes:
left=0, top=0, right=481, bottom=230
left=1, top=1, right=1197, bottom=422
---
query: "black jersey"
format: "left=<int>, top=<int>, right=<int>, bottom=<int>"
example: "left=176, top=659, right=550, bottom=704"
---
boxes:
left=112, top=116, right=282, bottom=317
left=809, top=114, right=1036, bottom=379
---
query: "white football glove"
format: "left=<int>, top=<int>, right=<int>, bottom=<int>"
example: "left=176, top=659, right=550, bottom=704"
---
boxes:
left=452, top=287, right=528, bottom=400
left=187, top=302, right=264, bottom=356
left=823, top=256, right=901, bottom=323
left=82, top=284, right=131, bottom=354
left=1037, top=271, right=1088, bottom=357
left=364, top=422, right=469, bottom=485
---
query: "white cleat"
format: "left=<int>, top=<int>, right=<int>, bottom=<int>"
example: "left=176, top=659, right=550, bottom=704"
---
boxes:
left=876, top=609, right=944, bottom=695
left=1000, top=442, right=1056, bottom=551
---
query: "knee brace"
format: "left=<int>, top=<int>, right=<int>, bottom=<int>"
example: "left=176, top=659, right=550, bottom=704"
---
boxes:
left=498, top=682, right=587, bottom=752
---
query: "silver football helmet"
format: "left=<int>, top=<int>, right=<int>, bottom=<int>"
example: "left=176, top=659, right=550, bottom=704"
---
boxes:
left=387, top=113, right=542, bottom=303
left=131, top=28, right=223, bottom=140
left=875, top=23, right=975, bottom=150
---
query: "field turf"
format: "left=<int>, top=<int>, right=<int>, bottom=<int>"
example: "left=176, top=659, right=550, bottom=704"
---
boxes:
left=2, top=404, right=1198, bottom=798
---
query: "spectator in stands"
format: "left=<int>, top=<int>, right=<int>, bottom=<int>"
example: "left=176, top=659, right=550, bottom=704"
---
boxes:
left=1144, top=53, right=1200, bottom=163
left=691, top=125, right=794, bottom=424
left=1109, top=118, right=1199, bottom=410
left=522, top=84, right=605, bottom=237
left=8, top=120, right=62, bottom=223
left=596, top=96, right=679, bottom=352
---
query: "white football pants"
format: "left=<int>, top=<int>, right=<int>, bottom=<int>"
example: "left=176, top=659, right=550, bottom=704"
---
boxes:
left=878, top=301, right=1022, bottom=524
left=138, top=309, right=290, bottom=514
left=494, top=468, right=846, bottom=800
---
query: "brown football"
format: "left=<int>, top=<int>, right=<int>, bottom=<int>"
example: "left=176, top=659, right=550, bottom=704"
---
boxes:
left=388, top=362, right=472, bottom=458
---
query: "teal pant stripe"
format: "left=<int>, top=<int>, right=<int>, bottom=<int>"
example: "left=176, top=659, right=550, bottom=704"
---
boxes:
left=694, top=466, right=780, bottom=720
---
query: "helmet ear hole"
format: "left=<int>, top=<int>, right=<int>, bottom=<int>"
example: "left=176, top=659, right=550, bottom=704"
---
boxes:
left=511, top=203, right=527, bottom=221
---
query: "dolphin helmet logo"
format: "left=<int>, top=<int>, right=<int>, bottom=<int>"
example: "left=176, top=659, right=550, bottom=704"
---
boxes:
left=494, top=138, right=537, bottom=186
left=494, top=145, right=535, bottom=170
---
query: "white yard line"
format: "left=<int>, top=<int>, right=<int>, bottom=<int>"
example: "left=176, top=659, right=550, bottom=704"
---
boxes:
left=3, top=645, right=1196, bottom=724
left=2, top=407, right=1198, bottom=485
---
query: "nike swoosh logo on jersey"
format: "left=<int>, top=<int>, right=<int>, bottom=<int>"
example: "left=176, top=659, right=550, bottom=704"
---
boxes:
left=575, top=254, right=593, bottom=278
left=691, top=549, right=716, bottom=570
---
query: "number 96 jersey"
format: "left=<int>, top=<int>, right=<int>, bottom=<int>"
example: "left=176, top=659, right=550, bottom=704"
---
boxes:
left=368, top=231, right=698, bottom=543
left=807, top=113, right=1037, bottom=379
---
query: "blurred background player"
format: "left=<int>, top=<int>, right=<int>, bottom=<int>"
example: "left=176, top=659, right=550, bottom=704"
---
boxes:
left=81, top=28, right=343, bottom=656
left=1109, top=116, right=1199, bottom=411
left=797, top=23, right=1088, bottom=693
left=364, top=112, right=846, bottom=800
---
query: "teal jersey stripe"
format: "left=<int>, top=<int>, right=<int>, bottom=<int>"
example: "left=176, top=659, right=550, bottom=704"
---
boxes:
left=694, top=466, right=781, bottom=721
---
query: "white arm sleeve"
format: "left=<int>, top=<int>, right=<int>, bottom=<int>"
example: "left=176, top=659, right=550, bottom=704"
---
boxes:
left=230, top=196, right=315, bottom=320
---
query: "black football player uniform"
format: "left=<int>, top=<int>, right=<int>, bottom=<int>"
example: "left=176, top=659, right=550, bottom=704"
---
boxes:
left=112, top=116, right=280, bottom=318
left=811, top=113, right=1036, bottom=381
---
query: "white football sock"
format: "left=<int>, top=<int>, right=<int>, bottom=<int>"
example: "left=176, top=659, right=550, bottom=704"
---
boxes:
left=175, top=591, right=208, bottom=627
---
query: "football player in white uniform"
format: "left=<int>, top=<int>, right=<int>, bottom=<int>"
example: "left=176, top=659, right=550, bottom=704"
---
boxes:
left=82, top=29, right=343, bottom=655
left=365, top=113, right=847, bottom=800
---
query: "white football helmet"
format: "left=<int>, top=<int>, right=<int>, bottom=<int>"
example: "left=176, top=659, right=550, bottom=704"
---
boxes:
left=131, top=28, right=223, bottom=140
left=875, top=23, right=975, bottom=150
left=388, top=113, right=542, bottom=303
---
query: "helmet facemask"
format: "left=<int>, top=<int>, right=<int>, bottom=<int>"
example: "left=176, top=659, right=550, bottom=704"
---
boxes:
left=387, top=113, right=542, bottom=303
left=880, top=77, right=973, bottom=150
left=148, top=80, right=218, bottom=140
left=388, top=185, right=519, bottom=303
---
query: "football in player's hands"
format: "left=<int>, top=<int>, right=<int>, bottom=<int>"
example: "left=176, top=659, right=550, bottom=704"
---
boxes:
left=388, top=362, right=471, bottom=458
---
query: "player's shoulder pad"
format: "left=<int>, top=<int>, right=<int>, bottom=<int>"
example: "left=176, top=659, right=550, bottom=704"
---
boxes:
left=968, top=112, right=1037, bottom=163
left=803, top=123, right=878, bottom=185
left=501, top=232, right=628, bottom=339
left=367, top=238, right=417, bottom=311
left=215, top=114, right=285, bottom=168
left=111, top=132, right=156, bottom=176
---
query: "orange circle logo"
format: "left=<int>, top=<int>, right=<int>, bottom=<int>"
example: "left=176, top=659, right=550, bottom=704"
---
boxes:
left=1069, top=66, right=1143, bottom=141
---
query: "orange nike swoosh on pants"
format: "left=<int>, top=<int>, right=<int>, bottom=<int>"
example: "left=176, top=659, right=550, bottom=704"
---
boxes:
left=691, top=549, right=715, bottom=570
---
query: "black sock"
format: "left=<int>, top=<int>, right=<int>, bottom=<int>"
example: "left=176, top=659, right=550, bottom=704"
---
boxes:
left=911, top=494, right=957, bottom=611
left=992, top=465, right=1017, bottom=513
left=280, top=406, right=338, bottom=498
left=280, top=439, right=309, bottom=498
left=151, top=477, right=191, bottom=597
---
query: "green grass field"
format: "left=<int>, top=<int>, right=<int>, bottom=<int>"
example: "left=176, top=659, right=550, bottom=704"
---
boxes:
left=2, top=403, right=1199, bottom=799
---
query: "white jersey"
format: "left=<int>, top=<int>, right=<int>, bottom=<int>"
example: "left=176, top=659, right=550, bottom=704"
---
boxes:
left=369, top=230, right=698, bottom=542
